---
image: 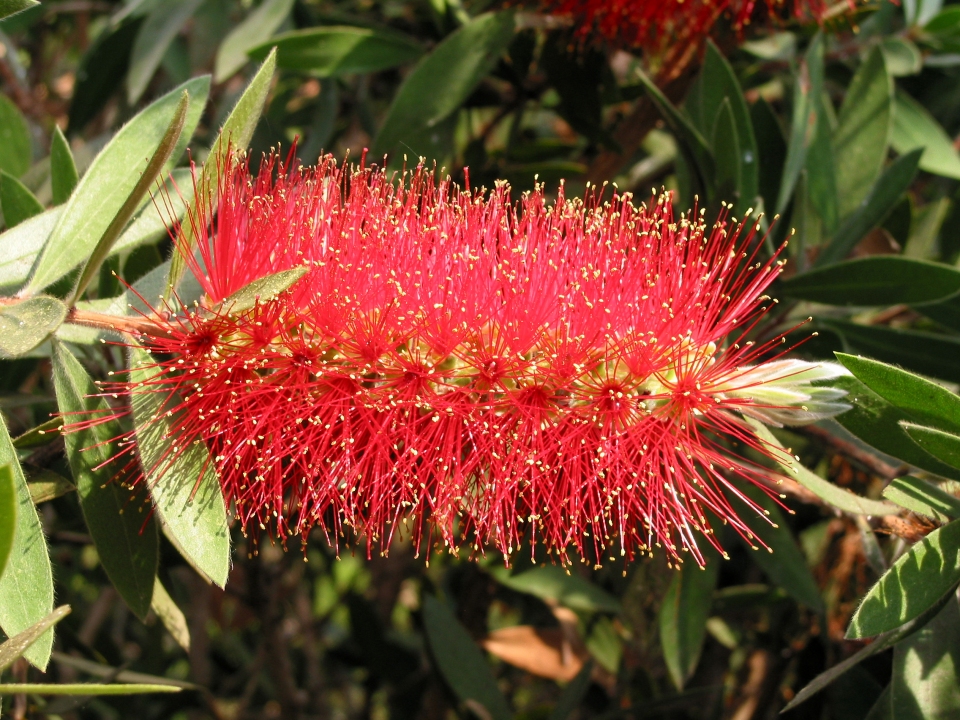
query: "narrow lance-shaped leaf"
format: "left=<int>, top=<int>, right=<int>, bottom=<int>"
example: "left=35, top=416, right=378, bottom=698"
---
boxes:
left=0, top=464, right=16, bottom=581
left=0, top=296, right=67, bottom=359
left=0, top=95, right=31, bottom=177
left=50, top=126, right=80, bottom=206
left=151, top=577, right=190, bottom=651
left=129, top=346, right=231, bottom=587
left=0, top=683, right=181, bottom=696
left=0, top=606, right=70, bottom=674
left=69, top=90, right=190, bottom=306
left=52, top=342, right=159, bottom=619
left=0, top=0, right=38, bottom=21
left=126, top=0, right=204, bottom=105
left=659, top=552, right=720, bottom=690
left=213, top=265, right=308, bottom=317
left=166, top=49, right=276, bottom=297
left=883, top=476, right=960, bottom=523
left=214, top=0, right=295, bottom=82
left=902, top=423, right=960, bottom=472
left=0, top=170, right=44, bottom=228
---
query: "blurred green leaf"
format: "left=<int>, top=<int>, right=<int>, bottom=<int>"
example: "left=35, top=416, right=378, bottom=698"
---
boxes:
left=166, top=50, right=275, bottom=296
left=127, top=0, right=204, bottom=104
left=214, top=265, right=307, bottom=316
left=902, top=423, right=960, bottom=471
left=50, top=126, right=79, bottom=206
left=0, top=683, right=181, bottom=695
left=550, top=660, right=593, bottom=720
left=0, top=207, right=61, bottom=294
left=26, top=468, right=75, bottom=505
left=751, top=97, right=786, bottom=217
left=421, top=595, right=511, bottom=720
left=0, top=464, right=15, bottom=581
left=150, top=577, right=190, bottom=651
left=889, top=593, right=960, bottom=718
left=248, top=25, right=421, bottom=78
left=833, top=47, right=892, bottom=218
left=879, top=37, right=922, bottom=76
left=0, top=0, right=39, bottom=20
left=585, top=615, right=621, bottom=673
left=0, top=94, right=31, bottom=178
left=777, top=32, right=823, bottom=215
left=372, top=11, right=515, bottom=157
left=711, top=99, right=742, bottom=209
left=129, top=346, right=231, bottom=587
left=848, top=519, right=960, bottom=638
left=0, top=170, right=43, bottom=228
left=804, top=93, right=838, bottom=233
left=892, top=90, right=960, bottom=180
left=659, top=554, right=720, bottom=690
left=0, top=606, right=69, bottom=674
left=784, top=257, right=960, bottom=306
left=0, top=296, right=67, bottom=358
left=0, top=417, right=55, bottom=669
left=52, top=342, right=159, bottom=619
left=883, top=476, right=960, bottom=522
left=26, top=76, right=209, bottom=293
left=814, top=149, right=922, bottom=267
left=215, top=0, right=294, bottom=82
left=495, top=565, right=621, bottom=613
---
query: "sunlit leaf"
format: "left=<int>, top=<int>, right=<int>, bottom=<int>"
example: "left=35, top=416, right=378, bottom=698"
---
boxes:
left=883, top=476, right=960, bottom=522
left=0, top=94, right=31, bottom=178
left=213, top=265, right=308, bottom=316
left=0, top=170, right=44, bottom=228
left=0, top=464, right=15, bottom=581
left=892, top=90, right=960, bottom=179
left=150, top=577, right=190, bottom=651
left=0, top=606, right=69, bottom=674
left=0, top=296, right=67, bottom=359
left=50, top=126, right=79, bottom=206
left=902, top=423, right=960, bottom=472
left=215, top=0, right=294, bottom=81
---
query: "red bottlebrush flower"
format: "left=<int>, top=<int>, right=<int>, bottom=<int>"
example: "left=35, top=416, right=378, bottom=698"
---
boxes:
left=92, top=154, right=849, bottom=567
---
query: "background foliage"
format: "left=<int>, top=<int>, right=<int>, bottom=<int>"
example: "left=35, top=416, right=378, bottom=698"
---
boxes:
left=2, top=0, right=960, bottom=718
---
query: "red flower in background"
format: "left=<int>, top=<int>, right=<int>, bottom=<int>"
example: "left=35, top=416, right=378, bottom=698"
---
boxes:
left=93, top=155, right=849, bottom=566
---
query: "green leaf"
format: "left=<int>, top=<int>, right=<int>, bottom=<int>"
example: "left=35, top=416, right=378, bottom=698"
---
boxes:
left=494, top=565, right=621, bottom=613
left=549, top=661, right=593, bottom=720
left=737, top=484, right=825, bottom=612
left=0, top=207, right=61, bottom=294
left=421, top=595, right=511, bottom=720
left=151, top=577, right=190, bottom=651
left=0, top=606, right=69, bottom=674
left=26, top=469, right=75, bottom=505
left=890, top=593, right=960, bottom=718
left=126, top=0, right=204, bottom=105
left=49, top=650, right=198, bottom=689
left=879, top=37, right=922, bottom=76
left=829, top=375, right=960, bottom=481
left=69, top=90, right=190, bottom=305
left=824, top=319, right=960, bottom=384
left=0, top=170, right=43, bottom=228
left=0, top=683, right=181, bottom=695
left=814, top=149, right=922, bottom=267
left=215, top=0, right=294, bottom=82
left=902, top=423, right=960, bottom=472
left=883, top=476, right=960, bottom=522
left=803, top=93, right=838, bottom=233
left=0, top=417, right=55, bottom=670
left=751, top=97, right=787, bottom=219
left=0, top=94, right=31, bottom=178
left=836, top=353, right=960, bottom=435
left=49, top=126, right=79, bottom=206
left=0, top=464, right=15, bottom=581
left=711, top=99, right=742, bottom=209
left=848, top=519, right=960, bottom=638
left=0, top=296, right=67, bottom=359
left=892, top=90, right=960, bottom=180
left=0, top=0, right=38, bottom=20
left=832, top=47, right=892, bottom=218
left=129, top=346, right=230, bottom=587
left=372, top=11, right=515, bottom=158
left=777, top=33, right=824, bottom=215
left=214, top=265, right=308, bottom=316
left=746, top=417, right=899, bottom=516
left=248, top=27, right=422, bottom=78
left=166, top=50, right=275, bottom=297
left=783, top=257, right=960, bottom=306
left=52, top=342, right=159, bottom=619
left=659, top=554, right=720, bottom=690
left=26, top=76, right=210, bottom=293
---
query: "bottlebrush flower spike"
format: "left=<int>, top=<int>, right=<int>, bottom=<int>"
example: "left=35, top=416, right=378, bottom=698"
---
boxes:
left=92, top=153, right=849, bottom=567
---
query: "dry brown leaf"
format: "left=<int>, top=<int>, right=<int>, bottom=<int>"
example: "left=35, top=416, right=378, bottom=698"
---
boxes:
left=482, top=626, right=588, bottom=682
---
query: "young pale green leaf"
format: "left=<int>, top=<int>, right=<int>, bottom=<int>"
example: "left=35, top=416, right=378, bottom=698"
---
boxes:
left=151, top=577, right=190, bottom=651
left=50, top=126, right=79, bottom=206
left=814, top=149, right=922, bottom=268
left=883, top=476, right=960, bottom=522
left=69, top=91, right=190, bottom=305
left=659, top=553, right=720, bottom=690
left=825, top=319, right=960, bottom=385
left=0, top=464, right=15, bottom=581
left=902, top=423, right=960, bottom=472
left=746, top=418, right=899, bottom=516
left=0, top=207, right=62, bottom=294
left=213, top=265, right=308, bottom=316
left=0, top=94, right=31, bottom=178
left=737, top=484, right=825, bottom=612
left=495, top=565, right=621, bottom=613
left=126, top=0, right=204, bottom=104
left=26, top=76, right=209, bottom=293
left=52, top=343, right=159, bottom=619
left=372, top=12, right=515, bottom=158
left=832, top=47, right=892, bottom=218
left=0, top=170, right=44, bottom=228
left=0, top=683, right=181, bottom=696
left=0, top=606, right=70, bottom=674
left=848, top=519, right=960, bottom=638
left=421, top=595, right=512, bottom=720
left=0, top=296, right=67, bottom=359
left=836, top=353, right=960, bottom=434
left=247, top=25, right=423, bottom=78
left=783, top=257, right=960, bottom=306
left=879, top=37, right=922, bottom=77
left=214, top=0, right=294, bottom=81
left=829, top=375, right=960, bottom=480
left=129, top=346, right=230, bottom=587
left=166, top=50, right=276, bottom=297
left=892, top=90, right=960, bottom=180
left=0, top=418, right=54, bottom=670
left=890, top=593, right=960, bottom=718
